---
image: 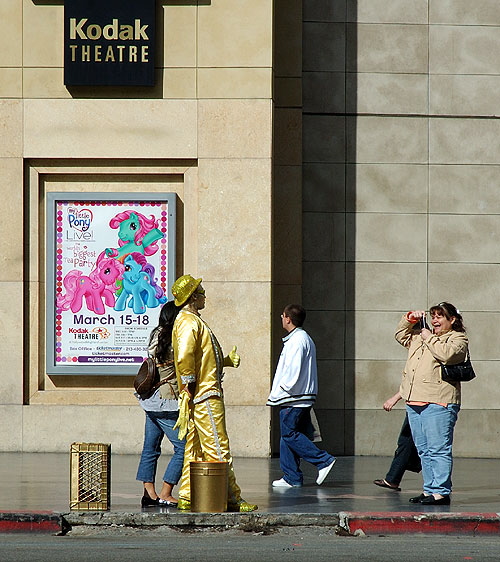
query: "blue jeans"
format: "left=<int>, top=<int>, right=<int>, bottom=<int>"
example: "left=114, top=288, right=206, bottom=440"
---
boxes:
left=406, top=403, right=460, bottom=496
left=136, top=410, right=185, bottom=485
left=279, top=406, right=336, bottom=486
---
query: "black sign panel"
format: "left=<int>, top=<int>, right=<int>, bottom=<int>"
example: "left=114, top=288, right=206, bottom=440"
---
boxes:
left=64, top=0, right=156, bottom=87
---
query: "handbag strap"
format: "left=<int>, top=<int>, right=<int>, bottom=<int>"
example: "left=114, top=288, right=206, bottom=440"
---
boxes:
left=441, top=347, right=471, bottom=366
left=150, top=359, right=177, bottom=395
left=150, top=377, right=172, bottom=393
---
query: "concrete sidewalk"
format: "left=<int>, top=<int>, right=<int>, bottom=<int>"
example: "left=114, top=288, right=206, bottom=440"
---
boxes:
left=1, top=453, right=499, bottom=535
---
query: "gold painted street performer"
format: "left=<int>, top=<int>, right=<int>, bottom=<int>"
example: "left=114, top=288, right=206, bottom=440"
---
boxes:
left=171, top=274, right=258, bottom=512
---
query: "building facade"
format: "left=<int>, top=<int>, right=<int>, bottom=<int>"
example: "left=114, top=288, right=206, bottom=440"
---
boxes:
left=0, top=1, right=499, bottom=457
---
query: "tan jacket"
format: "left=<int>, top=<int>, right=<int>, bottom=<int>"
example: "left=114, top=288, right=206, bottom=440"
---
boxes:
left=148, top=330, right=179, bottom=400
left=395, top=315, right=468, bottom=405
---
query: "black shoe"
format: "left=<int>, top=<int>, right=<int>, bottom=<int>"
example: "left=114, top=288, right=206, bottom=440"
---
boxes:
left=420, top=495, right=450, bottom=505
left=158, top=499, right=178, bottom=507
left=409, top=493, right=426, bottom=503
left=141, top=493, right=160, bottom=507
left=373, top=479, right=401, bottom=491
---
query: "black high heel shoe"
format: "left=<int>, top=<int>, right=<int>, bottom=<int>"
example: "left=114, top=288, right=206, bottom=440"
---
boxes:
left=141, top=492, right=160, bottom=507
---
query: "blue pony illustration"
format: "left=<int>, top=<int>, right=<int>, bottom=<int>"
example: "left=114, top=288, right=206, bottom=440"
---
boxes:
left=114, top=252, right=166, bottom=314
left=105, top=210, right=164, bottom=259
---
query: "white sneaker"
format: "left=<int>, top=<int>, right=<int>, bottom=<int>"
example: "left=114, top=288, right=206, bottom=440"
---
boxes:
left=316, top=458, right=336, bottom=485
left=272, top=477, right=300, bottom=488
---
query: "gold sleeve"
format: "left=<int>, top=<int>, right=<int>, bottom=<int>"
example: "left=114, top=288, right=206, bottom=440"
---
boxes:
left=173, top=314, right=199, bottom=385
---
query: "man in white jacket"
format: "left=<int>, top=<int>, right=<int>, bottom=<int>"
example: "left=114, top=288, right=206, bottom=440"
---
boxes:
left=267, top=304, right=336, bottom=488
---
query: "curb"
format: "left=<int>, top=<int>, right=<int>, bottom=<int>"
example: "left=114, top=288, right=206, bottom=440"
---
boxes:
left=341, top=512, right=500, bottom=536
left=0, top=511, right=69, bottom=534
left=64, top=511, right=341, bottom=528
left=65, top=510, right=500, bottom=535
left=4, top=510, right=500, bottom=535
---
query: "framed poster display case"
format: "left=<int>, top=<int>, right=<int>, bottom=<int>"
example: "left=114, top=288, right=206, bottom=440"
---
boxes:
left=46, top=192, right=176, bottom=375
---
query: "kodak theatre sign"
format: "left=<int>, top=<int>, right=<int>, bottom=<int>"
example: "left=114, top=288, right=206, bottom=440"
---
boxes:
left=64, top=0, right=155, bottom=87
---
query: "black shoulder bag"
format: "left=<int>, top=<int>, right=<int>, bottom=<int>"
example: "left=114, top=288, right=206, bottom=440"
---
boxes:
left=440, top=350, right=476, bottom=383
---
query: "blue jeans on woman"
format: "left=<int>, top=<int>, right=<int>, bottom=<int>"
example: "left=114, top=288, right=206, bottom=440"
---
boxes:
left=406, top=403, right=460, bottom=496
left=279, top=406, right=336, bottom=486
left=136, top=410, right=185, bottom=485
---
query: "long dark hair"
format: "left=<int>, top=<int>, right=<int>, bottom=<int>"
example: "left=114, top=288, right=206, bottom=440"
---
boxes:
left=149, top=301, right=181, bottom=362
left=429, top=302, right=466, bottom=333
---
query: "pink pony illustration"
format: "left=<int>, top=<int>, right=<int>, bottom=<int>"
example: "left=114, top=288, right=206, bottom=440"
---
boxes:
left=105, top=210, right=164, bottom=259
left=56, top=252, right=125, bottom=315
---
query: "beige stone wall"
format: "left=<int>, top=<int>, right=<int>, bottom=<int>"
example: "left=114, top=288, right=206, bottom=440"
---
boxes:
left=303, top=0, right=500, bottom=457
left=4, top=0, right=499, bottom=459
left=0, top=0, right=274, bottom=455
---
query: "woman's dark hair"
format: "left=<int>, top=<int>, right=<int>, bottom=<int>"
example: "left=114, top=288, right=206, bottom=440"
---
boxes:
left=283, top=304, right=306, bottom=327
left=149, top=301, right=181, bottom=362
left=429, top=302, right=466, bottom=333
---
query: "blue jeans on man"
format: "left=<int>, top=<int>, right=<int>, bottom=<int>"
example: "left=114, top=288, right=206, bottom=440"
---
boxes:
left=279, top=406, right=336, bottom=486
left=136, top=410, right=185, bottom=485
left=406, top=403, right=460, bottom=496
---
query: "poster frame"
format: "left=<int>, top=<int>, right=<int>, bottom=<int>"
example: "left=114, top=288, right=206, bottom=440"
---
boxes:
left=46, top=192, right=176, bottom=376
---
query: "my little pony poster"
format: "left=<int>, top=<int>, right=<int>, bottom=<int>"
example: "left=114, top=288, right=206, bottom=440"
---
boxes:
left=48, top=193, right=176, bottom=375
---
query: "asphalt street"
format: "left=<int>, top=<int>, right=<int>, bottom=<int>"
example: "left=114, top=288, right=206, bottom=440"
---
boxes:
left=2, top=526, right=500, bottom=562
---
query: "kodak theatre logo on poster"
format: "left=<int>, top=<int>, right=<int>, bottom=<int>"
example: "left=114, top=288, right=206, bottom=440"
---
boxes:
left=64, top=0, right=155, bottom=87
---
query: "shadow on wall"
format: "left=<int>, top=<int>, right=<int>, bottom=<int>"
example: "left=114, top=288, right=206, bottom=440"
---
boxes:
left=270, top=1, right=357, bottom=457
left=301, top=1, right=357, bottom=456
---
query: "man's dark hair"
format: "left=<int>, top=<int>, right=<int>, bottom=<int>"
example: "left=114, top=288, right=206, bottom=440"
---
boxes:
left=283, top=304, right=306, bottom=327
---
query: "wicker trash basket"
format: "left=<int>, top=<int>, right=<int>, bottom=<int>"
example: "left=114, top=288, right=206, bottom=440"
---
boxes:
left=70, top=442, right=111, bottom=511
left=190, top=461, right=228, bottom=513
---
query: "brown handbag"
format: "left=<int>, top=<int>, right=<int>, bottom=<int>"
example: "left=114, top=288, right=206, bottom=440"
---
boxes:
left=134, top=357, right=160, bottom=399
left=134, top=357, right=177, bottom=399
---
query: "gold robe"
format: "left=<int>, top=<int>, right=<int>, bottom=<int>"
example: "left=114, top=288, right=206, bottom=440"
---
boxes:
left=172, top=309, right=241, bottom=505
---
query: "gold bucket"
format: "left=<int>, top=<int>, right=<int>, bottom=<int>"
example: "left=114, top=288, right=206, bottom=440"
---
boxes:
left=190, top=461, right=229, bottom=512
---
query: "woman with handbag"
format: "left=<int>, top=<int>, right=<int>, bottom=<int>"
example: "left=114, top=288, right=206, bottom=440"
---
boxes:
left=135, top=301, right=186, bottom=507
left=395, top=302, right=468, bottom=505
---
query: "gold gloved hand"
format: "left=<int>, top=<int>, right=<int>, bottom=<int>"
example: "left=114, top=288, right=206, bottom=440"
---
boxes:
left=224, top=345, right=240, bottom=368
left=173, top=388, right=190, bottom=440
